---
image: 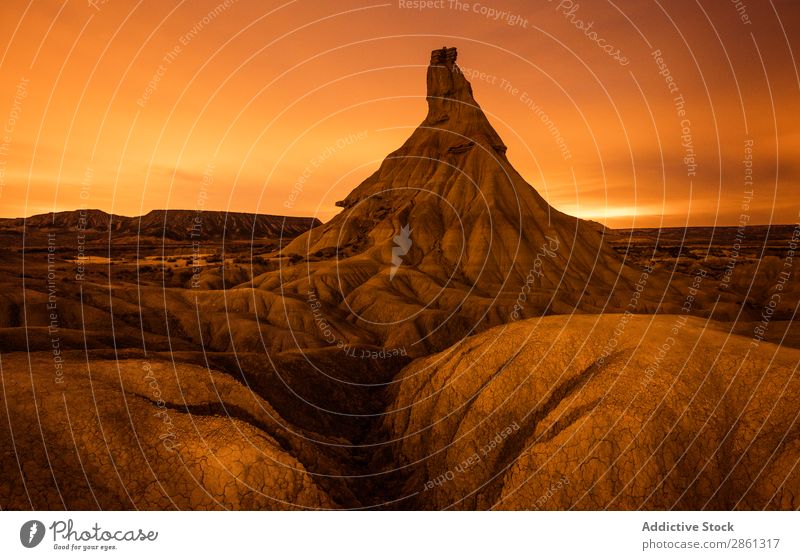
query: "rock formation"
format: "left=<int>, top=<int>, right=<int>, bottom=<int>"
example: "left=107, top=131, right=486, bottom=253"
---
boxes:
left=261, top=47, right=688, bottom=356
left=381, top=314, right=800, bottom=509
left=1, top=47, right=796, bottom=512
left=0, top=353, right=337, bottom=509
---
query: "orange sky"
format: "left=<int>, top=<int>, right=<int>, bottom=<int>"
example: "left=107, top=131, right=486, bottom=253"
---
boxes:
left=0, top=0, right=798, bottom=228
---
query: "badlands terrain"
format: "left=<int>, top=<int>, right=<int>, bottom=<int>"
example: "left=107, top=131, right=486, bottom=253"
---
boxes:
left=1, top=47, right=799, bottom=510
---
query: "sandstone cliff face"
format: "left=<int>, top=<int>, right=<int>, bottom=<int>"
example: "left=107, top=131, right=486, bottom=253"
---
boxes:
left=381, top=315, right=800, bottom=510
left=260, top=47, right=688, bottom=355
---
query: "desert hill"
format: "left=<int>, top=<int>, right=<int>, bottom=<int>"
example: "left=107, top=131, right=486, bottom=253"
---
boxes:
left=253, top=47, right=694, bottom=355
left=0, top=209, right=321, bottom=241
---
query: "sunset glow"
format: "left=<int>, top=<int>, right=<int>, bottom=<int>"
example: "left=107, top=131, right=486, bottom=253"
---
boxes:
left=0, top=1, right=797, bottom=228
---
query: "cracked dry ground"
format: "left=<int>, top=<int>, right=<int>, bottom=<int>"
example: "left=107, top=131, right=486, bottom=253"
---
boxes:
left=2, top=314, right=800, bottom=510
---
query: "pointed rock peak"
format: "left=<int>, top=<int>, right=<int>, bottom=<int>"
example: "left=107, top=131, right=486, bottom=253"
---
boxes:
left=426, top=46, right=475, bottom=120
left=417, top=46, right=507, bottom=155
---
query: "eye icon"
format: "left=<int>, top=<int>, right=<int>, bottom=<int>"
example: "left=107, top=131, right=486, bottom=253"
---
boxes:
left=20, top=520, right=45, bottom=548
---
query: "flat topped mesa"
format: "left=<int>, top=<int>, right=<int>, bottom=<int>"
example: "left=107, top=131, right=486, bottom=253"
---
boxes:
left=430, top=46, right=457, bottom=65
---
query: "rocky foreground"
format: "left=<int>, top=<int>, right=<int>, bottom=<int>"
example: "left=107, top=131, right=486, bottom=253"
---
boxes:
left=2, top=315, right=798, bottom=509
